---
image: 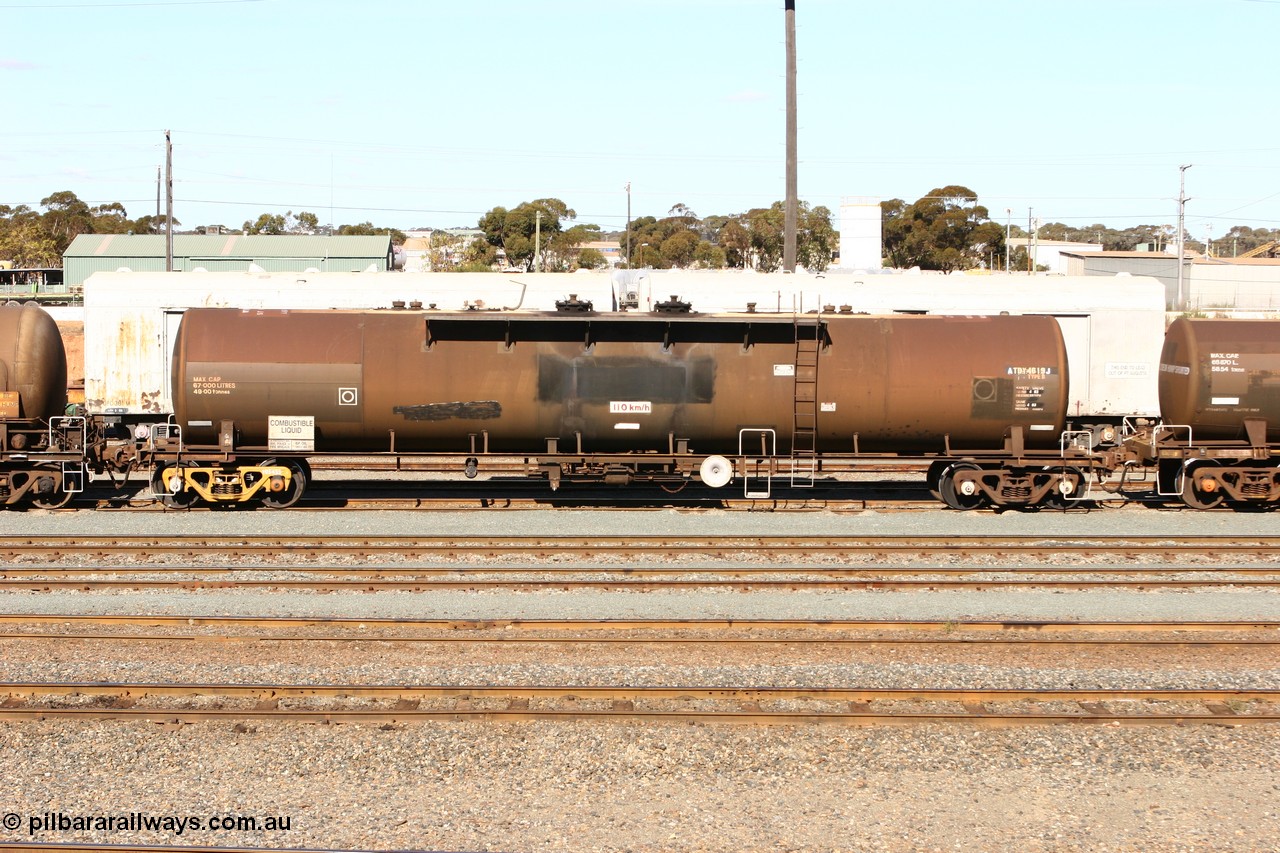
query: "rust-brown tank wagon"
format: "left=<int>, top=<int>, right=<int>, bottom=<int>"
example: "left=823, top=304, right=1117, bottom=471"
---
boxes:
left=0, top=302, right=68, bottom=420
left=0, top=303, right=84, bottom=508
left=171, top=308, right=1068, bottom=455
left=28, top=291, right=1280, bottom=513
left=1158, top=318, right=1280, bottom=441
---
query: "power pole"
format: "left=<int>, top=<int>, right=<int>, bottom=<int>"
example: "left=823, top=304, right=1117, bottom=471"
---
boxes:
left=625, top=182, right=631, bottom=268
left=165, top=130, right=174, bottom=272
left=1004, top=208, right=1011, bottom=273
left=1176, top=164, right=1192, bottom=311
left=783, top=0, right=798, bottom=273
left=1026, top=208, right=1033, bottom=274
left=534, top=210, right=542, bottom=273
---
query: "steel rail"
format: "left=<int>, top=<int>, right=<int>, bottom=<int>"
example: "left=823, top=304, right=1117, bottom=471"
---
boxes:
left=4, top=681, right=1279, bottom=704
left=3, top=578, right=1278, bottom=591
left=4, top=706, right=1273, bottom=725
left=1, top=630, right=1276, bottom=647
left=0, top=615, right=1274, bottom=632
left=0, top=840, right=366, bottom=845
left=4, top=564, right=1280, bottom=577
left=0, top=691, right=1274, bottom=726
left=8, top=534, right=1280, bottom=557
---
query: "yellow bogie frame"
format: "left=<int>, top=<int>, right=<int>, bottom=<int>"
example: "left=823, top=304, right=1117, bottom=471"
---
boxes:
left=153, top=464, right=294, bottom=505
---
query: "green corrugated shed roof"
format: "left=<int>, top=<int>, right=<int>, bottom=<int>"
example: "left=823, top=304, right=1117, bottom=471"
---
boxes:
left=62, top=233, right=397, bottom=286
left=65, top=234, right=392, bottom=258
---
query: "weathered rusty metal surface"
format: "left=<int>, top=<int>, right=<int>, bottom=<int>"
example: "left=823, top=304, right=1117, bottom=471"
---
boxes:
left=819, top=314, right=1066, bottom=449
left=0, top=302, right=67, bottom=420
left=1159, top=318, right=1280, bottom=441
left=172, top=309, right=1068, bottom=453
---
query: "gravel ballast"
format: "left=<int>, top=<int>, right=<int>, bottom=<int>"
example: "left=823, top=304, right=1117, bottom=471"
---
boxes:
left=1, top=505, right=1278, bottom=851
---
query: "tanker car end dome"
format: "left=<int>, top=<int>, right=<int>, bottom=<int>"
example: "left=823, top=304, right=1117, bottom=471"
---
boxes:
left=0, top=302, right=85, bottom=509
left=1159, top=317, right=1280, bottom=442
left=1138, top=316, right=1280, bottom=508
left=0, top=301, right=68, bottom=420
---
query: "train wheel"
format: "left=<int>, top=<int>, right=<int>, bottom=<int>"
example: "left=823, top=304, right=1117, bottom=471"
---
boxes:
left=29, top=469, right=73, bottom=510
left=1040, top=466, right=1085, bottom=510
left=925, top=461, right=950, bottom=502
left=151, top=466, right=199, bottom=509
left=1180, top=462, right=1224, bottom=510
left=938, top=463, right=985, bottom=511
left=260, top=460, right=307, bottom=509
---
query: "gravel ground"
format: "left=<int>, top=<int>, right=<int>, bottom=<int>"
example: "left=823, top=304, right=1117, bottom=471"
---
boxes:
left=1, top=505, right=1278, bottom=851
left=3, top=587, right=1279, bottom=624
left=2, top=720, right=1277, bottom=852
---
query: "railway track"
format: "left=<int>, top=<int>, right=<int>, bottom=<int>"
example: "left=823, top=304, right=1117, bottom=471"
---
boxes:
left=1, top=614, right=1276, bottom=631
left=2, top=617, right=1274, bottom=726
left=1, top=681, right=1275, bottom=726
left=0, top=847, right=293, bottom=853
left=1, top=577, right=1277, bottom=591
left=4, top=534, right=1280, bottom=590
left=6, top=533, right=1280, bottom=559
left=6, top=563, right=1280, bottom=578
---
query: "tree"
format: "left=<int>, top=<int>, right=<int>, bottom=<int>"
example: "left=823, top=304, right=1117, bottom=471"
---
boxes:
left=428, top=231, right=462, bottom=271
left=625, top=204, right=722, bottom=270
left=241, top=210, right=328, bottom=237
left=660, top=230, right=699, bottom=268
left=0, top=191, right=161, bottom=267
left=576, top=247, right=607, bottom=270
left=293, top=211, right=320, bottom=235
left=0, top=205, right=58, bottom=267
left=129, top=215, right=164, bottom=235
left=335, top=221, right=407, bottom=243
left=881, top=187, right=1003, bottom=272
left=478, top=198, right=577, bottom=271
left=462, top=237, right=498, bottom=269
left=798, top=203, right=836, bottom=272
left=718, top=219, right=750, bottom=269
left=547, top=222, right=602, bottom=271
left=40, top=191, right=94, bottom=244
left=243, top=213, right=287, bottom=235
left=693, top=241, right=726, bottom=269
left=745, top=206, right=785, bottom=272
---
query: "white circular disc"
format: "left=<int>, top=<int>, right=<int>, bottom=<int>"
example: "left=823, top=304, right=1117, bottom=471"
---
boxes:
left=699, top=455, right=733, bottom=488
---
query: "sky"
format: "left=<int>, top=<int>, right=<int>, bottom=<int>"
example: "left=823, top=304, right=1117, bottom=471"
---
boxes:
left=3, top=0, right=1279, bottom=240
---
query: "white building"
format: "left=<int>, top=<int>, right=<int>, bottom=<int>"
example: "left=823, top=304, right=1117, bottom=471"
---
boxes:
left=838, top=197, right=882, bottom=271
left=1008, top=238, right=1103, bottom=275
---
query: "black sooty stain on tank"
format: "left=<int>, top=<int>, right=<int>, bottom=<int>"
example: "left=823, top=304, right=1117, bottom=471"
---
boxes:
left=393, top=401, right=502, bottom=421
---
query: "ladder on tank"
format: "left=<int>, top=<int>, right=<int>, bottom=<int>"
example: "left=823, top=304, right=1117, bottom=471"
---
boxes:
left=790, top=312, right=822, bottom=487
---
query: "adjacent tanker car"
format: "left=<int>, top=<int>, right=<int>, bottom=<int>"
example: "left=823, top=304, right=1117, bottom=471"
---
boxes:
left=0, top=302, right=86, bottom=507
left=8, top=297, right=1280, bottom=511
left=1126, top=317, right=1280, bottom=508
